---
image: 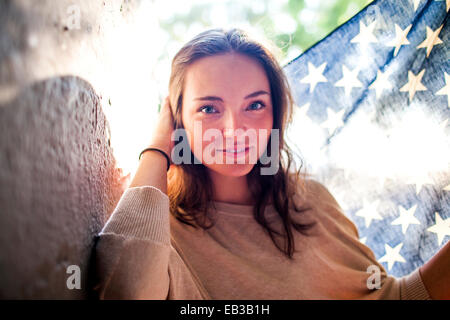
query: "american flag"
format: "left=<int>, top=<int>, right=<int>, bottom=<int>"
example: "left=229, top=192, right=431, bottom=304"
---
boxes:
left=284, top=0, right=449, bottom=277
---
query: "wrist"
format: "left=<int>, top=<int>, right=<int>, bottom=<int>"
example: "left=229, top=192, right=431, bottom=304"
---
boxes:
left=139, top=147, right=171, bottom=171
left=147, top=141, right=171, bottom=157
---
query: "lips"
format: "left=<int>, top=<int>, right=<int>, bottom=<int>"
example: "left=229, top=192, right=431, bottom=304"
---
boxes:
left=218, top=146, right=250, bottom=153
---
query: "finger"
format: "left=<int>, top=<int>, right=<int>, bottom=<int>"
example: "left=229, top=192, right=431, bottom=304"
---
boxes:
left=157, top=96, right=169, bottom=113
left=163, top=96, right=175, bottom=121
left=165, top=96, right=171, bottom=110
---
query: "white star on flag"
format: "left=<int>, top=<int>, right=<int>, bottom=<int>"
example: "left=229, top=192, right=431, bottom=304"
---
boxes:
left=300, top=62, right=328, bottom=93
left=350, top=21, right=378, bottom=47
left=404, top=171, right=435, bottom=195
left=369, top=69, right=393, bottom=98
left=427, top=212, right=450, bottom=245
left=379, top=243, right=406, bottom=271
left=335, top=65, right=363, bottom=97
left=399, top=69, right=427, bottom=102
left=437, top=119, right=448, bottom=143
left=374, top=175, right=388, bottom=191
left=391, top=204, right=421, bottom=234
left=294, top=102, right=311, bottom=121
left=356, top=198, right=383, bottom=228
left=412, top=0, right=423, bottom=11
left=417, top=25, right=444, bottom=57
left=386, top=24, right=412, bottom=56
left=436, top=72, right=450, bottom=107
left=438, top=118, right=448, bottom=130
left=320, top=107, right=345, bottom=134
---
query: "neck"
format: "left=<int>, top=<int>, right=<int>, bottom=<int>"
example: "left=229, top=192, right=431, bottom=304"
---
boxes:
left=208, top=170, right=254, bottom=205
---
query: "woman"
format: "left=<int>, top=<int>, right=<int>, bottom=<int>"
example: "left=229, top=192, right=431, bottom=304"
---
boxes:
left=94, top=28, right=449, bottom=299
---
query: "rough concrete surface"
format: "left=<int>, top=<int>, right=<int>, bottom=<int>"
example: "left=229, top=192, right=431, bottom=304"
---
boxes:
left=0, top=0, right=135, bottom=298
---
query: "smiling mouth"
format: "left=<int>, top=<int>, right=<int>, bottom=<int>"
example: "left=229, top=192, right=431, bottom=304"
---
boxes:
left=218, top=146, right=250, bottom=154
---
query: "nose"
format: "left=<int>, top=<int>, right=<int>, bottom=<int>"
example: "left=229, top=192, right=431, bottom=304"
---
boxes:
left=221, top=110, right=249, bottom=148
left=222, top=109, right=244, bottom=139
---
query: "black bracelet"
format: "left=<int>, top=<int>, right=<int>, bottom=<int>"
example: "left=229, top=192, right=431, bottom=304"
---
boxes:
left=139, top=147, right=171, bottom=171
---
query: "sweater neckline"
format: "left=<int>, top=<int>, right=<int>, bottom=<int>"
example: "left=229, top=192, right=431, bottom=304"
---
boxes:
left=210, top=200, right=277, bottom=217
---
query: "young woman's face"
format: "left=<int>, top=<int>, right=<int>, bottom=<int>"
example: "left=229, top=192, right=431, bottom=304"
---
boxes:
left=181, top=52, right=274, bottom=177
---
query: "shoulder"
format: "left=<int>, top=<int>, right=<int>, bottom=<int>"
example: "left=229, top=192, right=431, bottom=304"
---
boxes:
left=287, top=173, right=337, bottom=206
left=289, top=175, right=360, bottom=239
left=304, top=179, right=338, bottom=205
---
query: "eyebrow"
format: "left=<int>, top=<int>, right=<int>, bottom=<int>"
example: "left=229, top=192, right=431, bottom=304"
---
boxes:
left=193, top=90, right=270, bottom=102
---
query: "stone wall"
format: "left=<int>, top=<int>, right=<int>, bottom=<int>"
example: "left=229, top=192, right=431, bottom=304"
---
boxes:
left=0, top=0, right=143, bottom=299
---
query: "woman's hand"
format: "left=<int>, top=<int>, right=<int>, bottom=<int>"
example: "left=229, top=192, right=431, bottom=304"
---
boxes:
left=148, top=96, right=175, bottom=162
left=419, top=240, right=450, bottom=299
left=129, top=97, right=175, bottom=190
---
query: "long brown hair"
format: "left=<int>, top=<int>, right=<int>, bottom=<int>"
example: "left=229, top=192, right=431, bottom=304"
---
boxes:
left=167, top=28, right=315, bottom=259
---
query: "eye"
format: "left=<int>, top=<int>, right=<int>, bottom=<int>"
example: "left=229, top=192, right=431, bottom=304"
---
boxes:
left=199, top=105, right=218, bottom=114
left=247, top=101, right=265, bottom=111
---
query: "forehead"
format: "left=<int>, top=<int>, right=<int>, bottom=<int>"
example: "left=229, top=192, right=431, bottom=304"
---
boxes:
left=183, top=53, right=271, bottom=98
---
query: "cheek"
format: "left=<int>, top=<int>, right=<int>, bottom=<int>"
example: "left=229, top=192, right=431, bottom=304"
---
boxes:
left=183, top=119, right=210, bottom=156
left=180, top=112, right=195, bottom=148
left=254, top=112, right=273, bottom=142
left=256, top=125, right=273, bottom=158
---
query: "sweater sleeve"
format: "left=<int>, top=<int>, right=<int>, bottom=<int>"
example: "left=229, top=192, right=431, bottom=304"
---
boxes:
left=92, top=186, right=171, bottom=299
left=399, top=267, right=432, bottom=300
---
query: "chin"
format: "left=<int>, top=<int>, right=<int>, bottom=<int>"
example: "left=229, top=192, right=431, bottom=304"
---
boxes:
left=205, top=163, right=255, bottom=177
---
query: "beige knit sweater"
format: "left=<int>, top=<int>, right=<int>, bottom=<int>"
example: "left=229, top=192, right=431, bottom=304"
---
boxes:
left=93, top=179, right=432, bottom=299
